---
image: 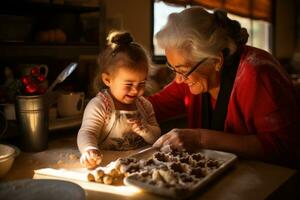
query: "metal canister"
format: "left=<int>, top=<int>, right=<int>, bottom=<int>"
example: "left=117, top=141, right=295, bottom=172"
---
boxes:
left=15, top=95, right=49, bottom=152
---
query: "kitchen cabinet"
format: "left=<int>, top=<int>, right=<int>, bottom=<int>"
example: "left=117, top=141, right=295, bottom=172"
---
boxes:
left=0, top=1, right=106, bottom=61
left=0, top=1, right=106, bottom=100
left=0, top=1, right=106, bottom=134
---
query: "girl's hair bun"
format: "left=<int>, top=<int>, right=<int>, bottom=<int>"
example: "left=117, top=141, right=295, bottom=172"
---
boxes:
left=112, top=32, right=133, bottom=45
left=108, top=31, right=133, bottom=48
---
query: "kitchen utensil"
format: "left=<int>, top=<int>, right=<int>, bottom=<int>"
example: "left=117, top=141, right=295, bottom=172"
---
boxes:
left=46, top=62, right=78, bottom=93
left=0, top=144, right=19, bottom=178
left=57, top=92, right=85, bottom=117
left=127, top=146, right=157, bottom=160
left=15, top=95, right=48, bottom=152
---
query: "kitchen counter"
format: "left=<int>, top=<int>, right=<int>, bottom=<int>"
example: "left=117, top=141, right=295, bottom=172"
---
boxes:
left=1, top=132, right=299, bottom=200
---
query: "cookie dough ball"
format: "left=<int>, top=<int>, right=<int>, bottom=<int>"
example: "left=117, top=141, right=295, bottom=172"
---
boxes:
left=87, top=172, right=95, bottom=182
left=95, top=169, right=105, bottom=178
left=93, top=169, right=104, bottom=183
left=103, top=175, right=113, bottom=185
left=109, top=168, right=119, bottom=178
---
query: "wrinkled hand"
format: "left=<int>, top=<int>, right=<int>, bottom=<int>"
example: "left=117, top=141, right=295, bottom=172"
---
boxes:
left=153, top=128, right=202, bottom=152
left=80, top=149, right=103, bottom=169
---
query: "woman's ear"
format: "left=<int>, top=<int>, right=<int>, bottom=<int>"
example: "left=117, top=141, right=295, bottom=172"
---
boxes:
left=101, top=72, right=111, bottom=87
left=214, top=52, right=224, bottom=72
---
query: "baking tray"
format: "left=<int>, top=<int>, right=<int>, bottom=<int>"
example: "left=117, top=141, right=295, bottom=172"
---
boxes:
left=124, top=149, right=237, bottom=199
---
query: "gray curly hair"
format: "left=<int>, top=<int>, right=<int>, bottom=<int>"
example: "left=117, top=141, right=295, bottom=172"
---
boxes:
left=155, top=6, right=249, bottom=62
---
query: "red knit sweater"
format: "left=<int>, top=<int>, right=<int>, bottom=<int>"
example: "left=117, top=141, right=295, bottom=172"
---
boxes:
left=149, top=46, right=300, bottom=168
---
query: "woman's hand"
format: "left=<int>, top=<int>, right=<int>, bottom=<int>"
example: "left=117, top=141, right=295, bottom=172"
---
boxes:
left=80, top=149, right=103, bottom=169
left=153, top=128, right=202, bottom=152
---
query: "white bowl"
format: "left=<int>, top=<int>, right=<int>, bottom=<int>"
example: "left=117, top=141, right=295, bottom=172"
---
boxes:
left=0, top=144, right=19, bottom=178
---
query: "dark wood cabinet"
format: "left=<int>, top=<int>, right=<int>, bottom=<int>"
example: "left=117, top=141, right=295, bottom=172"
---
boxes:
left=0, top=1, right=106, bottom=99
left=0, top=1, right=105, bottom=61
left=0, top=1, right=106, bottom=133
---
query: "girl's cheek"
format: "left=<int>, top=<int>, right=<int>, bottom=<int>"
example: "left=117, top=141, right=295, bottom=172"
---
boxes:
left=138, top=88, right=145, bottom=96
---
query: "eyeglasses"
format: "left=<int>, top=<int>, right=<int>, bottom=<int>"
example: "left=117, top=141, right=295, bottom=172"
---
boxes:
left=166, top=58, right=208, bottom=79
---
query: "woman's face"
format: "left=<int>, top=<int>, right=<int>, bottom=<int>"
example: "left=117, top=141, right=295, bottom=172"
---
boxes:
left=102, top=66, right=147, bottom=105
left=165, top=48, right=220, bottom=95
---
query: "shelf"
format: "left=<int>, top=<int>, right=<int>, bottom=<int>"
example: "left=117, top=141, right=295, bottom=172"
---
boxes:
left=0, top=2, right=99, bottom=16
left=49, top=114, right=82, bottom=132
left=0, top=43, right=99, bottom=60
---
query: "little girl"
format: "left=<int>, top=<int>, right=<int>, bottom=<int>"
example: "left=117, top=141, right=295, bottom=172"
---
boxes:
left=77, top=31, right=161, bottom=169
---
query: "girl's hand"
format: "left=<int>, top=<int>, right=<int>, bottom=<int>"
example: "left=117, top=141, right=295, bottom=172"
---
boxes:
left=127, top=118, right=161, bottom=144
left=153, top=128, right=202, bottom=152
left=127, top=118, right=146, bottom=136
left=80, top=149, right=103, bottom=169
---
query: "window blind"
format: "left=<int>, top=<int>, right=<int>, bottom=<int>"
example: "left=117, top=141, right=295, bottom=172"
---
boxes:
left=158, top=0, right=272, bottom=22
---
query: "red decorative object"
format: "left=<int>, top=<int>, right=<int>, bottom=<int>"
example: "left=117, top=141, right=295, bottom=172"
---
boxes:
left=37, top=74, right=46, bottom=82
left=18, top=65, right=48, bottom=95
left=30, top=66, right=40, bottom=76
left=21, top=75, right=32, bottom=85
left=25, top=83, right=38, bottom=94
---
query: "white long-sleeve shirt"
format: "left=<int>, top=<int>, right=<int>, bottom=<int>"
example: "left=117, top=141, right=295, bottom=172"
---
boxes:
left=77, top=90, right=161, bottom=153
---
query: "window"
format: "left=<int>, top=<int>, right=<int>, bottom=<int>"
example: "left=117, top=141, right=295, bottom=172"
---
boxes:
left=152, top=1, right=272, bottom=62
left=227, top=13, right=272, bottom=53
left=153, top=2, right=187, bottom=58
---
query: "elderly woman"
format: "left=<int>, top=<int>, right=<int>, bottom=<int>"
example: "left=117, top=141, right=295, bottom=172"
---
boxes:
left=149, top=7, right=300, bottom=169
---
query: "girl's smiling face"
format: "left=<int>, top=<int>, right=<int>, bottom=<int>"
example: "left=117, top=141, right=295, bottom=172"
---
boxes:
left=102, top=66, right=147, bottom=105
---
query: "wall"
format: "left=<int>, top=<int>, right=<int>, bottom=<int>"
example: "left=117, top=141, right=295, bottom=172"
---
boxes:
left=296, top=0, right=300, bottom=50
left=104, top=0, right=151, bottom=52
left=274, top=0, right=295, bottom=59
